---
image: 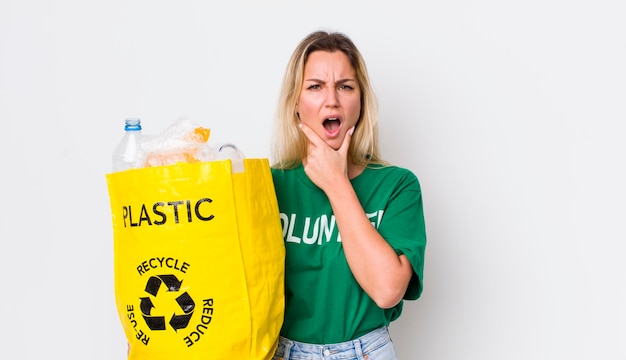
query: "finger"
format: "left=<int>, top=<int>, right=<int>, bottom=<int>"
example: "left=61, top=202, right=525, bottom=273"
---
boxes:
left=338, top=126, right=355, bottom=157
left=298, top=123, right=326, bottom=147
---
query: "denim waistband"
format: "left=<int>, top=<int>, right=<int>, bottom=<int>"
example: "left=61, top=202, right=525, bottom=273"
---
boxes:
left=277, top=326, right=392, bottom=360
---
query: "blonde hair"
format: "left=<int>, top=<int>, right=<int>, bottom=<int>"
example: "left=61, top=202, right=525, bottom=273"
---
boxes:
left=271, top=30, right=384, bottom=169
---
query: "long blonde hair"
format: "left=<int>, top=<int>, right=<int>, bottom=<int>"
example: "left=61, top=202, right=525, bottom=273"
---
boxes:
left=271, top=30, right=384, bottom=169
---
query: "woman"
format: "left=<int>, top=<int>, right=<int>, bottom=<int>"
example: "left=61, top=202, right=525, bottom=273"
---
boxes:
left=270, top=30, right=427, bottom=360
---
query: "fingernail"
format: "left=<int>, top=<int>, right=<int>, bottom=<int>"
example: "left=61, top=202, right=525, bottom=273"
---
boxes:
left=298, top=123, right=303, bottom=128
left=349, top=126, right=355, bottom=135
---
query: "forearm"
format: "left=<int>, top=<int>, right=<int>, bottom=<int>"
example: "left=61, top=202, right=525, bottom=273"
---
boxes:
left=327, top=179, right=413, bottom=308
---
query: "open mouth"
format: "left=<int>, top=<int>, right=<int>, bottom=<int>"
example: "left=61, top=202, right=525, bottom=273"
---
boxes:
left=323, top=118, right=341, bottom=133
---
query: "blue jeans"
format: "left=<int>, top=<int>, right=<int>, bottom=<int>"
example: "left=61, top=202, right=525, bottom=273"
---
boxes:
left=272, top=326, right=398, bottom=360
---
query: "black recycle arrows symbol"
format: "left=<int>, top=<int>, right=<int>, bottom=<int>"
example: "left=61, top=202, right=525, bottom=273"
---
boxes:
left=140, top=274, right=195, bottom=331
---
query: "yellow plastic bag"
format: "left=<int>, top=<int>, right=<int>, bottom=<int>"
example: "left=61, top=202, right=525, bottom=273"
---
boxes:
left=105, top=159, right=285, bottom=360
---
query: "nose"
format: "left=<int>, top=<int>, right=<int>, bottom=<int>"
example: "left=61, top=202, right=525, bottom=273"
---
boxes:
left=325, top=88, right=340, bottom=108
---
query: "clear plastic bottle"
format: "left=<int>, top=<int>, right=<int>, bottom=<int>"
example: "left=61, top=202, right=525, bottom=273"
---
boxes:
left=112, top=118, right=143, bottom=172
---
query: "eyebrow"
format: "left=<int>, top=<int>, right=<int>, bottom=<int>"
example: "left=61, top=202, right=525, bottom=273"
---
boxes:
left=304, top=78, right=357, bottom=85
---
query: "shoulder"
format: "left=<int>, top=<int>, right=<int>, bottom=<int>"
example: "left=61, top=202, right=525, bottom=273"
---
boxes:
left=270, top=167, right=286, bottom=183
left=270, top=165, right=303, bottom=186
left=364, top=164, right=421, bottom=190
left=271, top=166, right=297, bottom=177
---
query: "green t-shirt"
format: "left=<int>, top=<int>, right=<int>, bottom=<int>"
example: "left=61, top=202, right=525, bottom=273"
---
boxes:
left=271, top=163, right=426, bottom=344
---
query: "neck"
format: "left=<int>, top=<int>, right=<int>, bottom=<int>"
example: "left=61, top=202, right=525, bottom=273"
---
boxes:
left=348, top=163, right=365, bottom=179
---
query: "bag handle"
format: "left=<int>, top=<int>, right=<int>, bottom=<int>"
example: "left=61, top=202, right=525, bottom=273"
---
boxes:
left=215, top=143, right=245, bottom=173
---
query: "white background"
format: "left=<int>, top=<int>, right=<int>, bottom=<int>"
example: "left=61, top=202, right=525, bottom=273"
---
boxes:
left=1, top=1, right=624, bottom=359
